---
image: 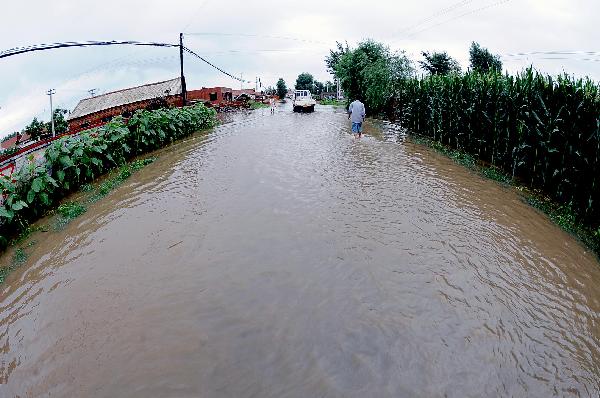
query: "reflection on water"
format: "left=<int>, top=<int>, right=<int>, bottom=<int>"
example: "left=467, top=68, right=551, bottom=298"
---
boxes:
left=1, top=103, right=599, bottom=397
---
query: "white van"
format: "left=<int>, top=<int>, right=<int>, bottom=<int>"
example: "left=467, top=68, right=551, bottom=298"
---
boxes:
left=292, top=90, right=316, bottom=112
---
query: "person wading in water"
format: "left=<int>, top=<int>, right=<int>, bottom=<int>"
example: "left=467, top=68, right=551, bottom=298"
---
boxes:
left=348, top=98, right=366, bottom=138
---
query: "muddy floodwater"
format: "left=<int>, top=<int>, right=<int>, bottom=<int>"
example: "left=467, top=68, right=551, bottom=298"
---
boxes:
left=1, top=104, right=599, bottom=397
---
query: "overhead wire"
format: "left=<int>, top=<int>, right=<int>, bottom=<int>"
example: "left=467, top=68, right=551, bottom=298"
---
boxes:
left=400, top=0, right=513, bottom=38
left=396, top=0, right=476, bottom=35
left=0, top=40, right=178, bottom=60
left=183, top=46, right=251, bottom=82
left=185, top=32, right=330, bottom=46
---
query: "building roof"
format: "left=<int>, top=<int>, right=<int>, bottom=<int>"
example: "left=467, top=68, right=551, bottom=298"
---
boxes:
left=1, top=133, right=31, bottom=149
left=232, top=89, right=256, bottom=98
left=69, top=77, right=182, bottom=120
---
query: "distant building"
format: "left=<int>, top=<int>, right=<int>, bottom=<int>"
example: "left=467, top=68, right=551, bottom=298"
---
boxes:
left=1, top=132, right=31, bottom=149
left=232, top=89, right=256, bottom=100
left=68, top=77, right=183, bottom=131
left=187, top=87, right=233, bottom=104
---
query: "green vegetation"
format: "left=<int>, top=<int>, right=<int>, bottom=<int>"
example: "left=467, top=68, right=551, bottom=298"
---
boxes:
left=294, top=73, right=326, bottom=95
left=249, top=100, right=269, bottom=110
left=22, top=108, right=69, bottom=141
left=327, top=39, right=413, bottom=114
left=327, top=39, right=600, bottom=253
left=419, top=51, right=461, bottom=75
left=295, top=72, right=314, bottom=91
left=394, top=69, right=600, bottom=241
left=0, top=247, right=27, bottom=284
left=276, top=78, right=288, bottom=99
left=319, top=98, right=344, bottom=106
left=0, top=103, right=216, bottom=253
left=469, top=42, right=502, bottom=74
left=57, top=201, right=87, bottom=219
left=53, top=158, right=155, bottom=230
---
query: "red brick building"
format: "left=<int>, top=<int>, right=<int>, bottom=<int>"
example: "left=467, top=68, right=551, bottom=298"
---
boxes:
left=68, top=78, right=183, bottom=131
left=187, top=87, right=234, bottom=104
left=1, top=133, right=31, bottom=149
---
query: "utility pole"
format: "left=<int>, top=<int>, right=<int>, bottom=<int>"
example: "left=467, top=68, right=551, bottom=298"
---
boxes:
left=179, top=32, right=187, bottom=106
left=47, top=89, right=56, bottom=138
left=240, top=73, right=243, bottom=90
left=88, top=88, right=97, bottom=97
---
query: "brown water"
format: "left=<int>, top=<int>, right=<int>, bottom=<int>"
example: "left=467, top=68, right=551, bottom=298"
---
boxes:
left=1, top=104, right=599, bottom=397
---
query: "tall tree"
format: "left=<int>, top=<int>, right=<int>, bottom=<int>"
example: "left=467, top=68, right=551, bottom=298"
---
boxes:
left=313, top=81, right=325, bottom=95
left=419, top=51, right=461, bottom=75
left=332, top=39, right=413, bottom=113
left=48, top=108, right=69, bottom=135
left=295, top=73, right=314, bottom=91
left=469, top=42, right=502, bottom=73
left=276, top=78, right=288, bottom=99
left=23, top=117, right=46, bottom=141
left=325, top=41, right=349, bottom=76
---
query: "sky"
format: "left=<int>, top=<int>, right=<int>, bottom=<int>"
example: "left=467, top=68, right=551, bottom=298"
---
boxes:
left=0, top=0, right=598, bottom=138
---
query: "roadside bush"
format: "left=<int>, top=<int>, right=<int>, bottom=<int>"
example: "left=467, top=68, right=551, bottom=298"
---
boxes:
left=0, top=103, right=217, bottom=250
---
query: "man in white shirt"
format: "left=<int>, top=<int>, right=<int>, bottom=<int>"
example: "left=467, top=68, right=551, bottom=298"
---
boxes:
left=348, top=99, right=366, bottom=138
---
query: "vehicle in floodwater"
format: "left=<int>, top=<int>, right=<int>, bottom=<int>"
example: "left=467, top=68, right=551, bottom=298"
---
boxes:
left=292, top=90, right=316, bottom=112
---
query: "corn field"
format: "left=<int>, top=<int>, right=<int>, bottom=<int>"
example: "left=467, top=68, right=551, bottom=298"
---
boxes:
left=393, top=68, right=600, bottom=233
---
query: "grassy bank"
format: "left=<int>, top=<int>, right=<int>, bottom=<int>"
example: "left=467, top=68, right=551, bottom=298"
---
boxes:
left=0, top=103, right=217, bottom=253
left=318, top=98, right=344, bottom=106
left=249, top=100, right=269, bottom=110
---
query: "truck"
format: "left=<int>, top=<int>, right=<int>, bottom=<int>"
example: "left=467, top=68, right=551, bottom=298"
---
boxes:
left=292, top=90, right=316, bottom=113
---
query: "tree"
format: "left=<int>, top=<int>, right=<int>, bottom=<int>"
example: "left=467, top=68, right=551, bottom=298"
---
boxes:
left=276, top=78, right=287, bottom=99
left=332, top=39, right=413, bottom=114
left=419, top=51, right=461, bottom=75
left=264, top=86, right=276, bottom=96
left=24, top=117, right=46, bottom=141
left=325, top=41, right=349, bottom=76
left=295, top=73, right=314, bottom=91
left=313, top=81, right=325, bottom=95
left=324, top=81, right=334, bottom=93
left=48, top=108, right=69, bottom=135
left=469, top=42, right=502, bottom=74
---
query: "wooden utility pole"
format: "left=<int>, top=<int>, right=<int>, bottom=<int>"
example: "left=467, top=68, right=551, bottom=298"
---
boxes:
left=179, top=33, right=187, bottom=106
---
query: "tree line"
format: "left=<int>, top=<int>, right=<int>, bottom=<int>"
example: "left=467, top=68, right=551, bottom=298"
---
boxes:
left=1, top=108, right=69, bottom=147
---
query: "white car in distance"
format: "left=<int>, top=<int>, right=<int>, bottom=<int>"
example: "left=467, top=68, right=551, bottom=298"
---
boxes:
left=292, top=90, right=316, bottom=112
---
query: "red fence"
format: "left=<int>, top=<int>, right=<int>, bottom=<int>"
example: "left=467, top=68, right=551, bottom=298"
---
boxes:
left=0, top=121, right=107, bottom=167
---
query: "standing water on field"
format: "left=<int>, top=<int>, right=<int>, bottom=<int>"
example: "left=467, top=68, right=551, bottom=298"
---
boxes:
left=1, top=104, right=599, bottom=397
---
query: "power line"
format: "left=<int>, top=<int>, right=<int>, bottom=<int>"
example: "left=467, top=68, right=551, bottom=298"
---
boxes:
left=0, top=40, right=178, bottom=60
left=401, top=0, right=513, bottom=38
left=185, top=32, right=330, bottom=46
left=503, top=50, right=600, bottom=57
left=397, top=0, right=476, bottom=35
left=182, top=0, right=210, bottom=32
left=182, top=46, right=251, bottom=82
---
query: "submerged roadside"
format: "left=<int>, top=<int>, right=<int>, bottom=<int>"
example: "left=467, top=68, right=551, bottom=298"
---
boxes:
left=0, top=104, right=217, bottom=281
left=408, top=133, right=600, bottom=258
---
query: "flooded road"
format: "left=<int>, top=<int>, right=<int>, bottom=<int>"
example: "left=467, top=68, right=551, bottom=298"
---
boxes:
left=1, top=104, right=599, bottom=397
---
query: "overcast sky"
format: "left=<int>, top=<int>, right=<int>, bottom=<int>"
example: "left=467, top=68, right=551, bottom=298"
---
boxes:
left=0, top=0, right=598, bottom=137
